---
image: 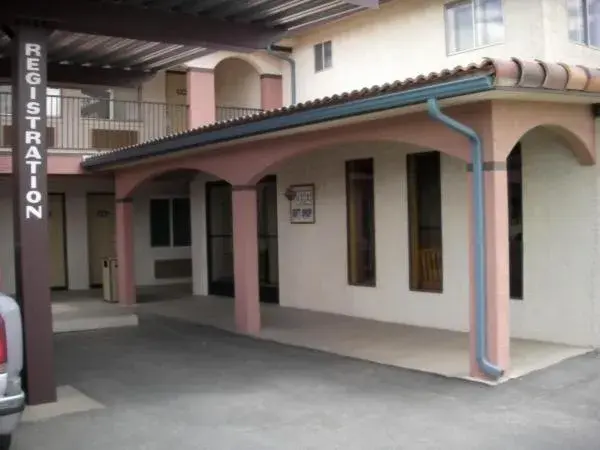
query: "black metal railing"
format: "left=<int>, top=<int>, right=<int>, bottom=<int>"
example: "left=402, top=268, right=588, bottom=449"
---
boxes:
left=0, top=92, right=189, bottom=151
left=216, top=106, right=263, bottom=122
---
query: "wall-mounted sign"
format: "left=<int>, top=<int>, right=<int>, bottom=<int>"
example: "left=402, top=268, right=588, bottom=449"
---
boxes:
left=289, top=184, right=315, bottom=224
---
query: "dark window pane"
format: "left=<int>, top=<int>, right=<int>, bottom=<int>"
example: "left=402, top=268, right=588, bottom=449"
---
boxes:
left=172, top=198, right=191, bottom=247
left=206, top=183, right=234, bottom=287
left=407, top=152, right=443, bottom=292
left=508, top=144, right=523, bottom=299
left=323, top=41, right=333, bottom=68
left=346, top=158, right=376, bottom=286
left=150, top=199, right=171, bottom=247
left=314, top=43, right=324, bottom=72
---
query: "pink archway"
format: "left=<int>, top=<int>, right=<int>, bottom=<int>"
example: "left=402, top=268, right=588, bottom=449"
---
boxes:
left=490, top=101, right=595, bottom=165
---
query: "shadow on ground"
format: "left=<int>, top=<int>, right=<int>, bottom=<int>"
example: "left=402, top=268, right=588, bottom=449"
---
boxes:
left=14, top=315, right=600, bottom=450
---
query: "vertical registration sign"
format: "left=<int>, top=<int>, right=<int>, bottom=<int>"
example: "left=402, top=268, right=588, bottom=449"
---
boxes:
left=11, top=27, right=56, bottom=405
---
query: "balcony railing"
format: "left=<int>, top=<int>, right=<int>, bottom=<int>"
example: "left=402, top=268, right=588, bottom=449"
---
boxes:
left=216, top=106, right=263, bottom=122
left=0, top=93, right=189, bottom=152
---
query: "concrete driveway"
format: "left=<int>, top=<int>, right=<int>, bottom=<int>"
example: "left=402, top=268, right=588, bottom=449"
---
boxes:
left=14, top=315, right=600, bottom=450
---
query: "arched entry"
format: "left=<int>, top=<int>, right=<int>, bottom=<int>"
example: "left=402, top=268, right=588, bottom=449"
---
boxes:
left=214, top=57, right=262, bottom=121
left=504, top=122, right=596, bottom=346
left=206, top=175, right=279, bottom=303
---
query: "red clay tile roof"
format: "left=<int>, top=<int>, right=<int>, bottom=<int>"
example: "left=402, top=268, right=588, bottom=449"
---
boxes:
left=187, top=57, right=600, bottom=132
left=84, top=57, right=600, bottom=163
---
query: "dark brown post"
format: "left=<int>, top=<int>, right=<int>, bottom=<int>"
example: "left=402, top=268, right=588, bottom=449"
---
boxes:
left=11, top=26, right=56, bottom=405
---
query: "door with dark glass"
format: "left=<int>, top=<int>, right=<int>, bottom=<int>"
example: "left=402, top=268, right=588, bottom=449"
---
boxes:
left=206, top=176, right=279, bottom=303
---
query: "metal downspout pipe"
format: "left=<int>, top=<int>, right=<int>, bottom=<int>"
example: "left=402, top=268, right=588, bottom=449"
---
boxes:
left=266, top=44, right=296, bottom=105
left=426, top=98, right=504, bottom=380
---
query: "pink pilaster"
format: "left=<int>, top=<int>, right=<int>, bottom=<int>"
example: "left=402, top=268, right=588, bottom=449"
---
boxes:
left=187, top=68, right=216, bottom=128
left=231, top=186, right=261, bottom=334
left=115, top=199, right=136, bottom=305
left=467, top=163, right=511, bottom=379
left=260, top=74, right=283, bottom=110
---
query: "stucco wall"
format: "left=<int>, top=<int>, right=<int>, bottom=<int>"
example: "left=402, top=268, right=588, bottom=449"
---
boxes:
left=542, top=0, right=600, bottom=66
left=131, top=180, right=192, bottom=287
left=0, top=176, right=113, bottom=294
left=271, top=130, right=598, bottom=347
left=0, top=176, right=192, bottom=294
left=214, top=58, right=261, bottom=109
left=288, top=0, right=545, bottom=102
left=275, top=142, right=471, bottom=332
left=510, top=130, right=598, bottom=346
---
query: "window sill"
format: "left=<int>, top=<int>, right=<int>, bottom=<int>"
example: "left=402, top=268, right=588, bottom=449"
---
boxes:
left=315, top=66, right=333, bottom=74
left=446, top=41, right=503, bottom=57
left=348, top=282, right=377, bottom=288
left=569, top=40, right=600, bottom=51
left=409, top=288, right=443, bottom=295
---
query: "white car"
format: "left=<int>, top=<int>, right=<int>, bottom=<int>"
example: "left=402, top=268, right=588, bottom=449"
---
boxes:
left=0, top=294, right=26, bottom=450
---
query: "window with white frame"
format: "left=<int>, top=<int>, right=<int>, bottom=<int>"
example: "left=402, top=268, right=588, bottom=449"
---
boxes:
left=0, top=85, right=62, bottom=117
left=568, top=0, right=600, bottom=47
left=149, top=198, right=191, bottom=248
left=445, top=0, right=505, bottom=54
left=314, top=40, right=333, bottom=72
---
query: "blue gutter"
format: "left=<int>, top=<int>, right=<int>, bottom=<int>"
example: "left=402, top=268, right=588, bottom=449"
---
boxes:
left=427, top=98, right=504, bottom=381
left=267, top=44, right=296, bottom=105
left=82, top=75, right=494, bottom=169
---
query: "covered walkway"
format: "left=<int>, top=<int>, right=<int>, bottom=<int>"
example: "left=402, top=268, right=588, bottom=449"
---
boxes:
left=80, top=57, right=600, bottom=384
left=138, top=295, right=590, bottom=383
left=49, top=286, right=589, bottom=383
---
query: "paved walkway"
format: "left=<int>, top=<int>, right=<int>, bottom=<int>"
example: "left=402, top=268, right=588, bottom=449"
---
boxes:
left=14, top=315, right=600, bottom=450
left=140, top=296, right=590, bottom=382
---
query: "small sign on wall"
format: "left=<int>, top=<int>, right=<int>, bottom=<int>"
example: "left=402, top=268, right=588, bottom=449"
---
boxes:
left=288, top=184, right=315, bottom=224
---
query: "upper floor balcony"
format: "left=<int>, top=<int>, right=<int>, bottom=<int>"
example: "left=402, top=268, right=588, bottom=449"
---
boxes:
left=0, top=90, right=263, bottom=153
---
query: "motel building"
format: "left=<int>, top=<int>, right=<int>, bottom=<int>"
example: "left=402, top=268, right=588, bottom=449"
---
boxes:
left=3, top=0, right=600, bottom=404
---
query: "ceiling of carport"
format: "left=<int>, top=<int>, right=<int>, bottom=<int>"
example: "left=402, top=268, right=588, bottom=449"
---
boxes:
left=0, top=0, right=379, bottom=85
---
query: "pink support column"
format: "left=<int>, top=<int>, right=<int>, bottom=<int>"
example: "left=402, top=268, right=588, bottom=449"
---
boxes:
left=231, top=185, right=261, bottom=335
left=115, top=198, right=136, bottom=306
left=187, top=68, right=216, bottom=128
left=467, top=162, right=511, bottom=379
left=260, top=74, right=283, bottom=111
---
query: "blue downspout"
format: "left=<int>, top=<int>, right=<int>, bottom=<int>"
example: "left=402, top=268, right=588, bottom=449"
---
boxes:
left=267, top=44, right=296, bottom=105
left=426, top=98, right=504, bottom=380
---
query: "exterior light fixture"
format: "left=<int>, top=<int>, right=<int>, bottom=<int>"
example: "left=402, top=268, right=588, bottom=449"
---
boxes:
left=284, top=187, right=297, bottom=201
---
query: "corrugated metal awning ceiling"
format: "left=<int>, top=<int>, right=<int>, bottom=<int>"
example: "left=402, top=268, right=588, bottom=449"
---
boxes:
left=0, top=0, right=378, bottom=76
left=156, top=0, right=368, bottom=30
left=0, top=30, right=211, bottom=72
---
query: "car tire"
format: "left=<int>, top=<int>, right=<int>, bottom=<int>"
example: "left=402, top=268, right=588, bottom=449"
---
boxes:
left=0, top=434, right=11, bottom=450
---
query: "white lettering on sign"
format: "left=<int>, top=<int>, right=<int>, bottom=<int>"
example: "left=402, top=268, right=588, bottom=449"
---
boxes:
left=23, top=42, right=44, bottom=220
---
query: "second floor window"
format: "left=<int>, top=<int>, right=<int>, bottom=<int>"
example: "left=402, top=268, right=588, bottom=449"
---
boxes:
left=568, top=0, right=600, bottom=47
left=314, top=41, right=333, bottom=72
left=445, top=0, right=505, bottom=54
